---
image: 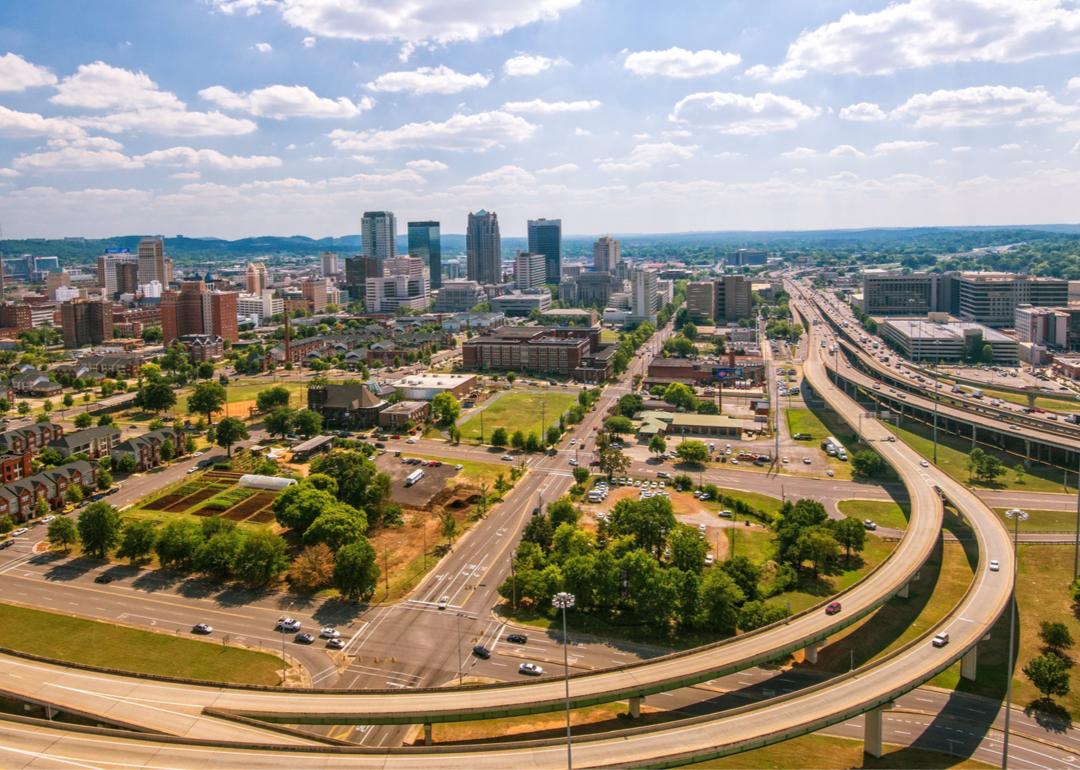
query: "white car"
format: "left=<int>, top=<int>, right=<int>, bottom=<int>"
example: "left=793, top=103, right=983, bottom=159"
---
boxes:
left=802, top=457, right=812, bottom=465
left=454, top=464, right=464, bottom=471
left=275, top=617, right=301, bottom=632
left=40, top=515, right=55, bottom=524
left=919, top=460, right=929, bottom=468
left=437, top=595, right=450, bottom=610
left=10, top=527, right=28, bottom=537
left=704, top=554, right=715, bottom=566
left=569, top=438, right=577, bottom=444
left=698, top=523, right=707, bottom=532
left=826, top=469, right=835, bottom=477
left=319, top=627, right=341, bottom=639
left=405, top=437, right=417, bottom=444
left=519, top=662, right=544, bottom=676
left=192, top=451, right=204, bottom=457
left=568, top=458, right=578, bottom=466
left=989, top=559, right=1000, bottom=572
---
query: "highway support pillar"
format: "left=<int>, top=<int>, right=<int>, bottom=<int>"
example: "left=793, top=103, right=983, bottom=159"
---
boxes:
left=423, top=723, right=433, bottom=745
left=897, top=582, right=910, bottom=599
left=804, top=642, right=820, bottom=665
left=863, top=703, right=893, bottom=759
left=628, top=696, right=643, bottom=719
left=961, top=647, right=978, bottom=681
left=44, top=706, right=54, bottom=721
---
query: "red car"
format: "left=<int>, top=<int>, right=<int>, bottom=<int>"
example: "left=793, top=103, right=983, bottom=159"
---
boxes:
left=825, top=601, right=842, bottom=615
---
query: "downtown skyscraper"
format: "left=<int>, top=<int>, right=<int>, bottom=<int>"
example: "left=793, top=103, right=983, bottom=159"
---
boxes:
left=361, top=211, right=396, bottom=274
left=527, top=218, right=562, bottom=285
left=466, top=210, right=501, bottom=286
left=407, top=220, right=442, bottom=289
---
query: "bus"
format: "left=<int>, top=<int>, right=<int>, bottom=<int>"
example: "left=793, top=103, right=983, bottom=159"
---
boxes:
left=404, top=469, right=424, bottom=487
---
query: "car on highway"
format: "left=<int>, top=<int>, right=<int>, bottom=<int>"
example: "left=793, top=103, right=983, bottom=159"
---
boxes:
left=989, top=559, right=1000, bottom=572
left=437, top=595, right=449, bottom=610
left=825, top=601, right=842, bottom=615
left=802, top=457, right=811, bottom=464
left=472, top=644, right=491, bottom=659
left=518, top=663, right=543, bottom=676
left=501, top=455, right=514, bottom=461
left=294, top=632, right=315, bottom=644
left=919, top=460, right=929, bottom=467
left=319, top=627, right=341, bottom=639
left=507, top=633, right=528, bottom=644
left=327, top=637, right=346, bottom=650
left=10, top=527, right=27, bottom=537
left=276, top=617, right=301, bottom=632
left=192, top=623, right=213, bottom=634
left=931, top=632, right=950, bottom=648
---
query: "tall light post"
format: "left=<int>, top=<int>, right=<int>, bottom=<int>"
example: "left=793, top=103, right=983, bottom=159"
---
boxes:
left=552, top=591, right=576, bottom=770
left=1002, top=507, right=1029, bottom=769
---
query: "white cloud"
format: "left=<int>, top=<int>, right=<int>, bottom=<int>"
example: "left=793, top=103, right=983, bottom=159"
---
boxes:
left=329, top=110, right=537, bottom=152
left=170, top=171, right=201, bottom=180
left=199, top=84, right=372, bottom=119
left=891, top=85, right=1075, bottom=128
left=829, top=144, right=866, bottom=159
left=597, top=142, right=699, bottom=173
left=770, top=0, right=1080, bottom=80
left=574, top=127, right=591, bottom=136
left=465, top=165, right=536, bottom=186
left=742, top=64, right=770, bottom=79
left=502, top=99, right=601, bottom=114
left=999, top=143, right=1023, bottom=150
left=670, top=91, right=819, bottom=135
left=839, top=102, right=887, bottom=122
left=75, top=109, right=256, bottom=137
left=873, top=140, right=936, bottom=153
left=52, top=61, right=183, bottom=110
left=254, top=42, right=273, bottom=53
left=367, top=65, right=490, bottom=95
left=406, top=159, right=448, bottom=171
left=537, top=162, right=579, bottom=174
left=0, top=53, right=57, bottom=92
left=213, top=0, right=582, bottom=44
left=503, top=54, right=567, bottom=77
left=14, top=147, right=143, bottom=171
left=623, top=47, right=741, bottom=78
left=0, top=106, right=85, bottom=140
left=302, top=36, right=316, bottom=48
left=1069, top=76, right=1080, bottom=90
left=633, top=133, right=651, bottom=140
left=952, top=145, right=973, bottom=152
left=0, top=168, right=21, bottom=177
left=136, top=146, right=282, bottom=169
left=781, top=146, right=819, bottom=159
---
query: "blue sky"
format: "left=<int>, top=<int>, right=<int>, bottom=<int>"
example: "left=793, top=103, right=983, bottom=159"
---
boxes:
left=2, top=0, right=1080, bottom=238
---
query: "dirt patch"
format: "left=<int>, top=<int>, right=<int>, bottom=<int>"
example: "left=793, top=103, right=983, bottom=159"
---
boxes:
left=143, top=493, right=186, bottom=511
left=248, top=508, right=275, bottom=524
left=163, top=486, right=219, bottom=513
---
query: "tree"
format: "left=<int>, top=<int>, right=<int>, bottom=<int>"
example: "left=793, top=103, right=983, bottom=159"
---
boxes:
left=116, top=520, right=157, bottom=564
left=648, top=434, right=667, bottom=457
left=265, top=406, right=295, bottom=439
left=289, top=543, right=335, bottom=591
left=188, top=382, right=227, bottom=425
left=256, top=386, right=292, bottom=413
left=76, top=502, right=122, bottom=558
left=609, top=496, right=677, bottom=558
left=603, top=415, right=634, bottom=435
left=721, top=556, right=761, bottom=600
left=522, top=514, right=554, bottom=552
left=546, top=425, right=561, bottom=446
left=682, top=323, right=698, bottom=340
left=851, top=450, right=886, bottom=479
left=830, top=517, right=867, bottom=559
left=616, top=393, right=644, bottom=418
left=273, top=484, right=338, bottom=533
left=598, top=445, right=630, bottom=480
left=662, top=382, right=697, bottom=411
left=115, top=454, right=137, bottom=474
left=155, top=519, right=204, bottom=570
left=431, top=392, right=461, bottom=427
left=292, top=408, right=323, bottom=438
left=738, top=601, right=789, bottom=632
left=195, top=529, right=245, bottom=579
left=511, top=430, right=526, bottom=450
left=97, top=413, right=115, bottom=427
left=214, top=417, right=249, bottom=457
left=234, top=529, right=289, bottom=587
left=65, top=484, right=84, bottom=506
left=35, top=497, right=50, bottom=519
left=160, top=438, right=175, bottom=462
left=74, top=412, right=92, bottom=429
left=16, top=401, right=29, bottom=415
left=439, top=509, right=458, bottom=548
left=197, top=361, right=215, bottom=380
left=547, top=497, right=580, bottom=528
left=669, top=523, right=709, bottom=572
left=490, top=427, right=509, bottom=447
left=572, top=466, right=589, bottom=485
left=334, top=539, right=379, bottom=602
left=46, top=516, right=78, bottom=552
left=96, top=467, right=113, bottom=490
left=0, top=515, right=11, bottom=534
left=1024, top=653, right=1071, bottom=699
left=1040, top=621, right=1075, bottom=656
left=697, top=569, right=745, bottom=634
left=448, top=424, right=462, bottom=444
left=979, top=343, right=995, bottom=364
left=139, top=381, right=177, bottom=414
left=798, top=528, right=840, bottom=575
left=304, top=504, right=367, bottom=550
left=675, top=440, right=710, bottom=465
left=774, top=499, right=829, bottom=567
left=309, top=450, right=392, bottom=528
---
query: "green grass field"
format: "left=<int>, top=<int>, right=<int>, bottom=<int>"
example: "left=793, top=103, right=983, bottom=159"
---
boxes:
left=883, top=419, right=1069, bottom=493
left=838, top=499, right=910, bottom=530
left=708, top=488, right=784, bottom=518
left=977, top=384, right=1080, bottom=413
left=726, top=526, right=774, bottom=563
left=993, top=508, right=1078, bottom=532
left=459, top=390, right=578, bottom=443
left=600, top=329, right=620, bottom=344
left=786, top=407, right=831, bottom=442
left=176, top=379, right=314, bottom=416
left=0, top=602, right=283, bottom=684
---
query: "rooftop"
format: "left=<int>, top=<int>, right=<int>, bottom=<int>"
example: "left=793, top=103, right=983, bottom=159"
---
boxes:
left=391, top=373, right=476, bottom=387
left=883, top=319, right=1014, bottom=343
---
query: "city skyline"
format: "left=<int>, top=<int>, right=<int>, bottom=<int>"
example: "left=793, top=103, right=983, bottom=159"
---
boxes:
left=3, top=1, right=1080, bottom=239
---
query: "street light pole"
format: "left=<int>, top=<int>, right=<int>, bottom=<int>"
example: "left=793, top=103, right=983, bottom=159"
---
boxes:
left=552, top=592, right=576, bottom=770
left=455, top=612, right=464, bottom=687
left=1074, top=453, right=1080, bottom=580
left=1002, top=507, right=1030, bottom=769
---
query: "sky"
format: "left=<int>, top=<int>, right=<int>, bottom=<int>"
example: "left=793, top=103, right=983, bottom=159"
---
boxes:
left=2, top=0, right=1080, bottom=239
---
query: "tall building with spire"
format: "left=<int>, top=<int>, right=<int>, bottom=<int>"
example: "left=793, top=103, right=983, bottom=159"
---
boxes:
left=466, top=210, right=501, bottom=286
left=361, top=211, right=396, bottom=274
left=527, top=218, right=562, bottom=284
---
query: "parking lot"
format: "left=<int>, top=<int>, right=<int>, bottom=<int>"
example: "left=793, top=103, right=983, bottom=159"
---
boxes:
left=374, top=454, right=460, bottom=508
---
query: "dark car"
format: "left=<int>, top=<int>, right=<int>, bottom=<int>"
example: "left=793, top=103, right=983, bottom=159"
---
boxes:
left=294, top=632, right=315, bottom=644
left=472, top=644, right=491, bottom=659
left=94, top=574, right=113, bottom=584
left=825, top=601, right=842, bottom=615
left=374, top=442, right=386, bottom=449
left=0, top=539, right=14, bottom=550
left=192, top=623, right=213, bottom=635
left=507, top=633, right=528, bottom=645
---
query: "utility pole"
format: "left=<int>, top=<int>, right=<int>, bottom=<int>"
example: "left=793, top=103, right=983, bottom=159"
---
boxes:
left=383, top=545, right=389, bottom=598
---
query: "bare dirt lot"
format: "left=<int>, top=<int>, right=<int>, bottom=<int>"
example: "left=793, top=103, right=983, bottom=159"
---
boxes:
left=376, top=454, right=460, bottom=508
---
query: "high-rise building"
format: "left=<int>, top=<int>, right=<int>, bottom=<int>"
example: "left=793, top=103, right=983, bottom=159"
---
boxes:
left=361, top=211, right=396, bottom=272
left=320, top=252, right=340, bottom=279
left=527, top=218, right=562, bottom=284
left=301, top=278, right=328, bottom=314
left=60, top=299, right=113, bottom=348
left=957, top=273, right=1069, bottom=327
left=97, top=250, right=138, bottom=298
left=513, top=251, right=546, bottom=291
left=717, top=276, right=752, bottom=322
left=160, top=280, right=238, bottom=344
left=574, top=272, right=616, bottom=308
left=365, top=257, right=429, bottom=313
left=45, top=270, right=71, bottom=301
left=730, top=249, right=767, bottom=267
left=344, top=255, right=380, bottom=300
left=237, top=291, right=284, bottom=325
left=117, top=263, right=139, bottom=297
left=245, top=262, right=269, bottom=294
left=686, top=282, right=717, bottom=323
left=593, top=236, right=621, bottom=273
left=630, top=270, right=658, bottom=324
left=137, top=237, right=165, bottom=286
left=434, top=281, right=486, bottom=313
left=407, top=221, right=442, bottom=289
left=861, top=271, right=938, bottom=316
left=385, top=256, right=426, bottom=278
left=466, top=210, right=501, bottom=285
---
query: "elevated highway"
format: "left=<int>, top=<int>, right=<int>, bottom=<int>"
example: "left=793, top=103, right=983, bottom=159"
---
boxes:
left=0, top=286, right=1017, bottom=768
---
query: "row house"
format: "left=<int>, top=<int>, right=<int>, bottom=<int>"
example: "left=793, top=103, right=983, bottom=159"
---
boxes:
left=49, top=426, right=122, bottom=459
left=8, top=370, right=62, bottom=397
left=0, top=460, right=97, bottom=522
left=0, top=453, right=32, bottom=484
left=0, top=423, right=63, bottom=454
left=75, top=353, right=145, bottom=379
left=111, top=427, right=185, bottom=472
